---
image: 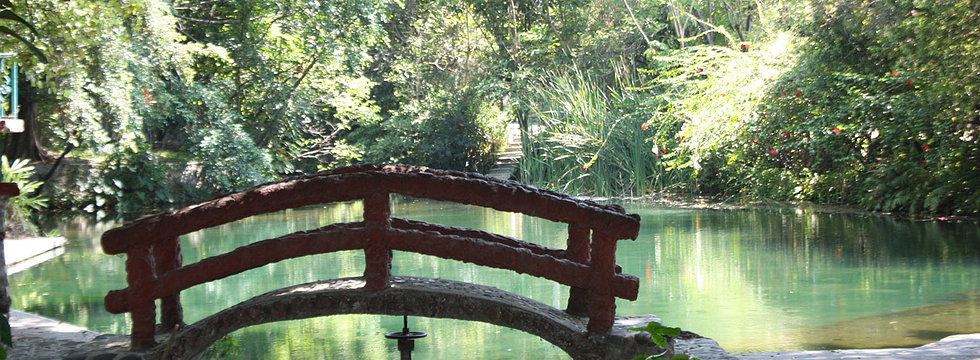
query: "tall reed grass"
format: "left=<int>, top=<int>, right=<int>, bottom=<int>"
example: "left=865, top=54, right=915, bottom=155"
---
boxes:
left=519, top=67, right=686, bottom=196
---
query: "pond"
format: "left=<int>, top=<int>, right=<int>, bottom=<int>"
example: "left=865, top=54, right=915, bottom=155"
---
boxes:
left=10, top=197, right=980, bottom=359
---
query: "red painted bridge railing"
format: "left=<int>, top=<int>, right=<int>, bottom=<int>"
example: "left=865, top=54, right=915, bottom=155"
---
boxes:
left=102, top=165, right=641, bottom=350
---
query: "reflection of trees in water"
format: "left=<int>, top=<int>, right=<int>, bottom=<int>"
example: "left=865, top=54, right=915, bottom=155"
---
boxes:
left=704, top=209, right=980, bottom=264
left=621, top=205, right=980, bottom=353
left=11, top=203, right=980, bottom=357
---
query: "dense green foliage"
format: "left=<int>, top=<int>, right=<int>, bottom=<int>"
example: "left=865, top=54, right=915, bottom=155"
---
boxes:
left=1, top=155, right=46, bottom=234
left=0, top=0, right=976, bottom=215
left=0, top=313, right=9, bottom=359
left=744, top=1, right=980, bottom=214
left=518, top=0, right=980, bottom=216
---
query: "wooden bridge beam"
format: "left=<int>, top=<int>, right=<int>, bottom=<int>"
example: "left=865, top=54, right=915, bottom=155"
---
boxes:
left=364, top=191, right=392, bottom=290
left=566, top=224, right=591, bottom=316
left=154, top=237, right=183, bottom=332
left=587, top=230, right=618, bottom=334
left=127, top=243, right=157, bottom=350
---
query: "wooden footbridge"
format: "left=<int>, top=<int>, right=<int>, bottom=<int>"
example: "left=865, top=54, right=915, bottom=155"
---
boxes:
left=95, top=165, right=667, bottom=359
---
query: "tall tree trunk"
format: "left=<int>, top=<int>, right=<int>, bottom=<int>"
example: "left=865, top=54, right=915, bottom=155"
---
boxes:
left=2, top=75, right=46, bottom=162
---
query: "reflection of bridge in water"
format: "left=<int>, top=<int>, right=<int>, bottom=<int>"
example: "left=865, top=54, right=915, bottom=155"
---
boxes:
left=96, top=165, right=665, bottom=359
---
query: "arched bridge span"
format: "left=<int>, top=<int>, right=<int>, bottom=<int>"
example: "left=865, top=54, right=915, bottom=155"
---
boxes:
left=101, top=165, right=645, bottom=359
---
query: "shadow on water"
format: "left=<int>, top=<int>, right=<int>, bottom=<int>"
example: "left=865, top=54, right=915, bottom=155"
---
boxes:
left=791, top=289, right=980, bottom=350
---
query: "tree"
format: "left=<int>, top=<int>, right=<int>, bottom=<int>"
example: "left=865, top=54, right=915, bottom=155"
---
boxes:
left=0, top=0, right=46, bottom=161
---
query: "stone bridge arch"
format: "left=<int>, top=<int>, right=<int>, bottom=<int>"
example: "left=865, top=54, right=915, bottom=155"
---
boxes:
left=100, top=165, right=659, bottom=359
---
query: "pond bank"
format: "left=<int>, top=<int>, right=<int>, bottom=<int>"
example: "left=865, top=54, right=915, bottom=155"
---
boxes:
left=677, top=332, right=980, bottom=359
left=4, top=236, right=67, bottom=275
left=7, top=309, right=103, bottom=359
left=8, top=310, right=980, bottom=359
left=7, top=199, right=980, bottom=358
left=594, top=193, right=980, bottom=223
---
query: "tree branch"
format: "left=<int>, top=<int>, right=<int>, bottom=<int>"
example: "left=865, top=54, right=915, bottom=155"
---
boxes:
left=171, top=12, right=235, bottom=25
left=622, top=0, right=652, bottom=45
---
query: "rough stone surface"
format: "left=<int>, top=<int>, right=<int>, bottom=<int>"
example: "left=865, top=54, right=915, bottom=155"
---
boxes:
left=674, top=332, right=738, bottom=360
left=13, top=306, right=980, bottom=360
left=605, top=315, right=675, bottom=359
left=7, top=309, right=106, bottom=359
left=1, top=195, right=11, bottom=315
left=729, top=333, right=980, bottom=360
left=143, top=276, right=665, bottom=360
left=673, top=332, right=980, bottom=360
left=64, top=277, right=665, bottom=360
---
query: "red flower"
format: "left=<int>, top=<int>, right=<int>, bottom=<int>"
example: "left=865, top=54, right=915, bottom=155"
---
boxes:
left=923, top=145, right=931, bottom=151
left=769, top=149, right=777, bottom=155
left=721, top=93, right=726, bottom=97
left=782, top=91, right=787, bottom=96
left=833, top=128, right=842, bottom=134
left=641, top=124, right=649, bottom=130
left=662, top=147, right=668, bottom=153
left=697, top=68, right=703, bottom=73
left=921, top=160, right=927, bottom=166
left=782, top=131, right=790, bottom=137
left=742, top=44, right=751, bottom=50
left=795, top=92, right=801, bottom=97
left=582, top=164, right=590, bottom=170
left=751, top=140, right=758, bottom=144
left=891, top=70, right=899, bottom=76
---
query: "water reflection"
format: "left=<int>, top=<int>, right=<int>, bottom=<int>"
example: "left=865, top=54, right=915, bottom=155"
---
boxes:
left=616, top=205, right=980, bottom=352
left=8, top=199, right=980, bottom=358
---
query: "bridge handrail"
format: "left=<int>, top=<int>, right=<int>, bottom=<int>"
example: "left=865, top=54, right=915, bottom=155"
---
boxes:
left=102, top=165, right=639, bottom=254
left=101, top=165, right=641, bottom=350
left=104, top=219, right=639, bottom=313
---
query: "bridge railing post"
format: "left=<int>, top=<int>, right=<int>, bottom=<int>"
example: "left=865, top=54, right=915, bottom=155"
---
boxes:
left=155, top=237, right=183, bottom=331
left=127, top=243, right=158, bottom=350
left=565, top=224, right=590, bottom=316
left=364, top=191, right=392, bottom=290
left=586, top=230, right=617, bottom=334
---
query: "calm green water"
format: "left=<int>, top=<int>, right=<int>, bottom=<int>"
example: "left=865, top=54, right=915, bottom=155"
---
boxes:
left=10, top=198, right=980, bottom=358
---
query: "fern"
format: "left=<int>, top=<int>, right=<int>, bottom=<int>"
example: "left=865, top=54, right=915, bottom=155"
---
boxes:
left=1, top=156, right=47, bottom=236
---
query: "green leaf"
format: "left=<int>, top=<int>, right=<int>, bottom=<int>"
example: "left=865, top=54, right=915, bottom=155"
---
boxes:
left=630, top=321, right=682, bottom=347
left=1, top=313, right=12, bottom=347
left=0, top=26, right=47, bottom=63
left=0, top=8, right=38, bottom=35
left=629, top=321, right=682, bottom=337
